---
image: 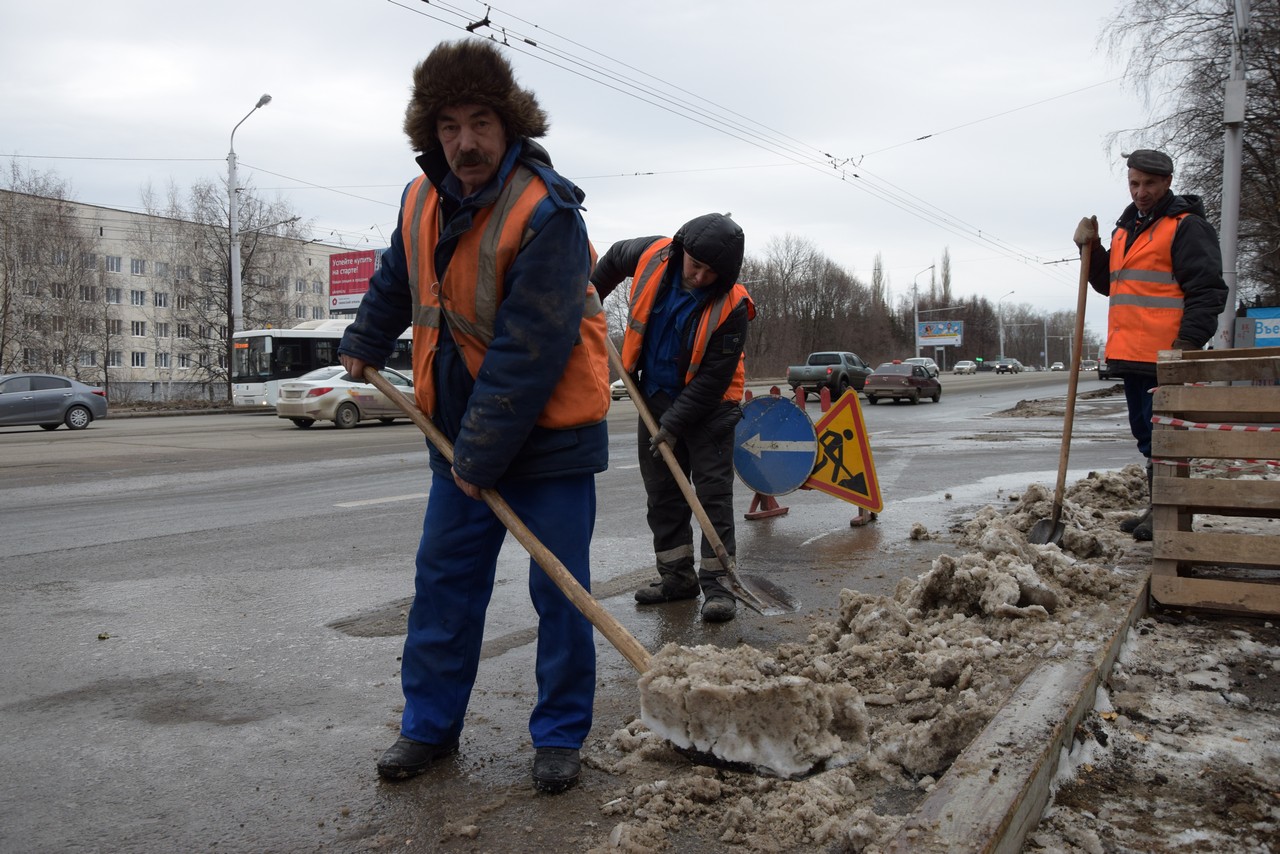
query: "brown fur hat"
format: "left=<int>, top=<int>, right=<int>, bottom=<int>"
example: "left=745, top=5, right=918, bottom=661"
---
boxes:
left=403, top=39, right=549, bottom=153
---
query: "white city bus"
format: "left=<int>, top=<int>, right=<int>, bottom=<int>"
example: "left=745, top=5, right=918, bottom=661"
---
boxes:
left=231, top=319, right=413, bottom=407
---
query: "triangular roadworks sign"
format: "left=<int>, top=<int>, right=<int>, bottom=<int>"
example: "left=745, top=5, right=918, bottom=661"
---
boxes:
left=804, top=389, right=883, bottom=513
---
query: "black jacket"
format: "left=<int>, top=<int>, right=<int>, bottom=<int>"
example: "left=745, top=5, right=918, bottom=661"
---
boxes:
left=1086, top=192, right=1227, bottom=374
left=591, top=231, right=749, bottom=439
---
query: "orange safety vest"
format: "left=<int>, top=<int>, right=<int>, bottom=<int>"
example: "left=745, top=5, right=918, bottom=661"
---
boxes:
left=1106, top=213, right=1188, bottom=363
left=400, top=168, right=610, bottom=427
left=620, top=239, right=755, bottom=402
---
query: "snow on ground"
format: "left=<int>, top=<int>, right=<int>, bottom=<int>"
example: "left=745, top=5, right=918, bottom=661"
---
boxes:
left=583, top=462, right=1280, bottom=852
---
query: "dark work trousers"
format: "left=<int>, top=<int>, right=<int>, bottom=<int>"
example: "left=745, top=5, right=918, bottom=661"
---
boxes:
left=398, top=471, right=597, bottom=750
left=1121, top=373, right=1156, bottom=460
left=636, top=402, right=737, bottom=597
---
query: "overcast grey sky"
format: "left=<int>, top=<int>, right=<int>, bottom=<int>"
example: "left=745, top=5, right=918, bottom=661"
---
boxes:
left=1, top=0, right=1156, bottom=340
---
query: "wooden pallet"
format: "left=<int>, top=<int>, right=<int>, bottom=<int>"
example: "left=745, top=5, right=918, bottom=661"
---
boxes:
left=1150, top=346, right=1280, bottom=615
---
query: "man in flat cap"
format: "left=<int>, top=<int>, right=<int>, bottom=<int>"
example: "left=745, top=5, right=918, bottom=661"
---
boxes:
left=339, top=38, right=609, bottom=793
left=590, top=213, right=753, bottom=623
left=1073, top=149, right=1226, bottom=540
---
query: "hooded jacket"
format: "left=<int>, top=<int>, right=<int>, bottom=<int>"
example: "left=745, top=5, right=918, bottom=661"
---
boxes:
left=591, top=213, right=753, bottom=438
left=339, top=138, right=608, bottom=487
left=1086, top=191, right=1227, bottom=375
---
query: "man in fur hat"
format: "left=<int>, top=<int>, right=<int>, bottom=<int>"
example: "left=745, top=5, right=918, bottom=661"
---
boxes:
left=591, top=213, right=754, bottom=623
left=339, top=39, right=610, bottom=793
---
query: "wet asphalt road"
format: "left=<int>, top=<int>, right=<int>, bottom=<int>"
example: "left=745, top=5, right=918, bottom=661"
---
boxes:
left=0, top=371, right=1138, bottom=852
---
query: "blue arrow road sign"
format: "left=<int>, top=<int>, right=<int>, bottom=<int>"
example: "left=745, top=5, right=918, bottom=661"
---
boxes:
left=733, top=396, right=818, bottom=496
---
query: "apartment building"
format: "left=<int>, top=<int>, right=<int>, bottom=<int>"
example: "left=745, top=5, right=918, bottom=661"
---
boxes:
left=1, top=189, right=345, bottom=401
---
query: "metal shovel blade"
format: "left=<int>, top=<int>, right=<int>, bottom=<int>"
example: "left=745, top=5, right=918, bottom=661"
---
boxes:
left=1027, top=518, right=1065, bottom=546
left=736, top=573, right=798, bottom=615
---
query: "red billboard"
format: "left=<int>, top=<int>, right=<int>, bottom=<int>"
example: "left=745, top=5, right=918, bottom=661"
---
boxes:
left=328, top=250, right=379, bottom=310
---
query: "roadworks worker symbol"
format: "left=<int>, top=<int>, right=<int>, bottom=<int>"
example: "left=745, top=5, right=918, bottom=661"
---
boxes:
left=805, top=389, right=883, bottom=513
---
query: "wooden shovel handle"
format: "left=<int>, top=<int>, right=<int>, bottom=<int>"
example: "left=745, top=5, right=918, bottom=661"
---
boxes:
left=362, top=366, right=652, bottom=674
left=1050, top=241, right=1092, bottom=526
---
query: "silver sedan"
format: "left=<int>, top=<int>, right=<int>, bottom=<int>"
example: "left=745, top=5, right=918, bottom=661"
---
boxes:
left=276, top=366, right=414, bottom=429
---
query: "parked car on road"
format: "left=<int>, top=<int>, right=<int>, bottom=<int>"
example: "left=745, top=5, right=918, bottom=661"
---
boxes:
left=903, top=357, right=940, bottom=377
left=994, top=359, right=1022, bottom=374
left=610, top=378, right=629, bottom=400
left=952, top=360, right=977, bottom=375
left=1080, top=359, right=1099, bottom=372
left=1050, top=362, right=1065, bottom=371
left=864, top=361, right=942, bottom=405
left=276, top=365, right=414, bottom=429
left=1098, top=359, right=1117, bottom=380
left=0, top=373, right=109, bottom=430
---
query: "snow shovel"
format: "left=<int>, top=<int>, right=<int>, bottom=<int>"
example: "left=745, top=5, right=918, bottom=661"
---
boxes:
left=605, top=339, right=794, bottom=616
left=362, top=366, right=654, bottom=674
left=1029, top=240, right=1091, bottom=546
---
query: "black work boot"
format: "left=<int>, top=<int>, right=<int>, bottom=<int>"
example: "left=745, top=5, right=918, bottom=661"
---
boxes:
left=634, top=558, right=699, bottom=605
left=376, top=734, right=459, bottom=781
left=700, top=593, right=737, bottom=623
left=1120, top=507, right=1152, bottom=533
left=532, top=747, right=580, bottom=793
left=698, top=572, right=737, bottom=623
left=1129, top=462, right=1154, bottom=541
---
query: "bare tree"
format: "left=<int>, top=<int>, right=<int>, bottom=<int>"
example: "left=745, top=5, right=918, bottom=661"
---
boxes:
left=1, top=164, right=105, bottom=381
left=1104, top=0, right=1280, bottom=305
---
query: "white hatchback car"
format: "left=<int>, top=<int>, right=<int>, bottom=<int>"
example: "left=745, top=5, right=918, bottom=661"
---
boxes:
left=276, top=365, right=414, bottom=429
left=952, top=360, right=977, bottom=375
left=903, top=357, right=940, bottom=377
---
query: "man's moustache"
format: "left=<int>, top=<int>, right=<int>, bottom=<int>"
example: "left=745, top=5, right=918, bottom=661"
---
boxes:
left=455, top=152, right=490, bottom=168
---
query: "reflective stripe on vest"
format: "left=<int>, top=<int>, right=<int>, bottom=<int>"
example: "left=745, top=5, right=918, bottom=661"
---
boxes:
left=401, top=168, right=610, bottom=427
left=621, top=239, right=754, bottom=402
left=1106, top=212, right=1187, bottom=363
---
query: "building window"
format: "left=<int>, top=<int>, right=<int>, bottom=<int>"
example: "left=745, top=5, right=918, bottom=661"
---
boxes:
left=295, top=279, right=306, bottom=293
left=312, top=280, right=323, bottom=294
left=177, top=294, right=191, bottom=311
left=52, top=316, right=66, bottom=333
left=79, top=317, right=97, bottom=334
left=106, top=256, right=122, bottom=273
left=177, top=323, right=190, bottom=339
left=107, top=319, right=123, bottom=336
left=51, top=350, right=66, bottom=366
left=198, top=352, right=210, bottom=368
left=106, top=287, right=122, bottom=304
left=312, top=306, right=325, bottom=320
left=80, top=285, right=98, bottom=302
left=156, top=352, right=171, bottom=368
left=131, top=351, right=147, bottom=368
left=130, top=290, right=146, bottom=306
left=79, top=351, right=96, bottom=367
left=53, top=249, right=70, bottom=266
left=155, top=322, right=170, bottom=338
left=108, top=350, right=123, bottom=368
left=131, top=259, right=146, bottom=276
left=81, top=252, right=97, bottom=269
left=177, top=265, right=191, bottom=281
left=178, top=353, right=192, bottom=369
left=295, top=305, right=306, bottom=319
left=200, top=269, right=214, bottom=283
left=51, top=283, right=71, bottom=299
left=156, top=262, right=170, bottom=279
left=198, top=325, right=210, bottom=339
left=153, top=291, right=169, bottom=308
left=131, top=321, right=147, bottom=337
left=22, top=348, right=42, bottom=366
left=23, top=280, right=38, bottom=296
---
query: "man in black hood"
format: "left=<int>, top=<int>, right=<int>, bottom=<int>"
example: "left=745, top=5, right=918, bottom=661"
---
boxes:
left=591, top=213, right=755, bottom=622
left=1073, top=149, right=1226, bottom=541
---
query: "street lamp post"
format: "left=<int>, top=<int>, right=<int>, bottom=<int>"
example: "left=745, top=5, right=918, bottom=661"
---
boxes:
left=997, top=290, right=1015, bottom=359
left=912, top=265, right=934, bottom=358
left=228, top=94, right=272, bottom=335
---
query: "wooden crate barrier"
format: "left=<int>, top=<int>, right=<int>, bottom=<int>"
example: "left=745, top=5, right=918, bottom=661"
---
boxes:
left=1150, top=345, right=1280, bottom=615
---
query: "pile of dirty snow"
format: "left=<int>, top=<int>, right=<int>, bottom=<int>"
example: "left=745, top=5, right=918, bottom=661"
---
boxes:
left=586, top=464, right=1167, bottom=852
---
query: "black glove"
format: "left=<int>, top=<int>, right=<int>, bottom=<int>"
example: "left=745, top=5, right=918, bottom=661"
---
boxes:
left=649, top=426, right=676, bottom=459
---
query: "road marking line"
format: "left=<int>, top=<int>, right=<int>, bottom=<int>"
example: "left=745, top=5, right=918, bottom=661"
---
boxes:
left=335, top=493, right=428, bottom=507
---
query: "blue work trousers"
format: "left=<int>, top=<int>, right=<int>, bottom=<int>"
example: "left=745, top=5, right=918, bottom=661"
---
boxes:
left=399, top=472, right=597, bottom=750
left=1121, top=373, right=1156, bottom=459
